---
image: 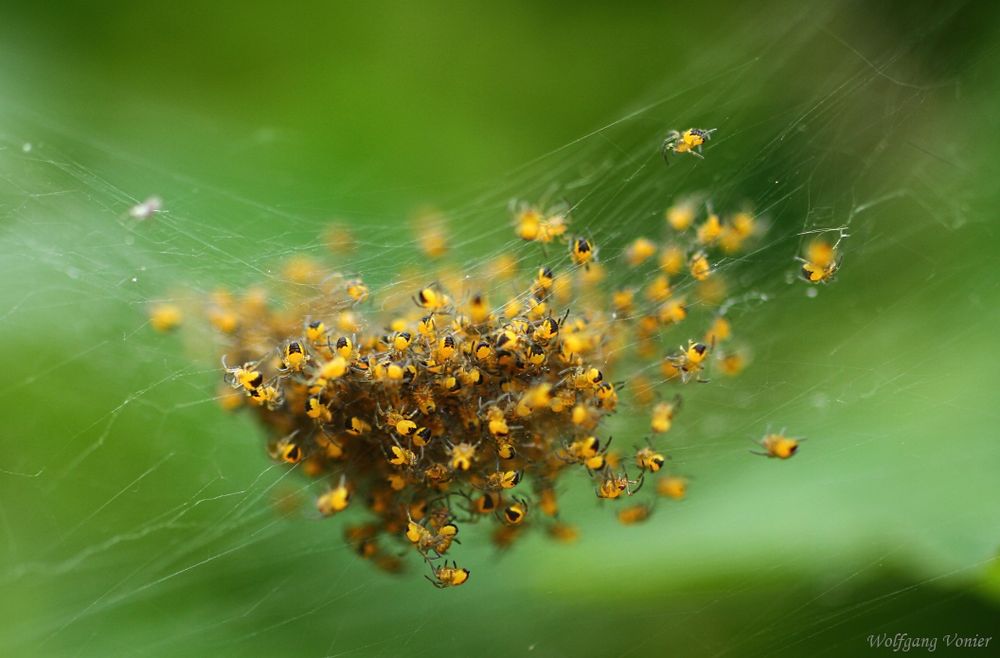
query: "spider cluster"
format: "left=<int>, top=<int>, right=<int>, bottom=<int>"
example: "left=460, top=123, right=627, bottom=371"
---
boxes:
left=183, top=193, right=805, bottom=588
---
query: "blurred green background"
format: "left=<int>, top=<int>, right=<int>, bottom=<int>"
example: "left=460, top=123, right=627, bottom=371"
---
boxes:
left=1, top=1, right=999, bottom=656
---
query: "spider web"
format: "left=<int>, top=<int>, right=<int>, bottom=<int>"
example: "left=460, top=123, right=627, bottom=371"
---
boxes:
left=0, top=3, right=998, bottom=657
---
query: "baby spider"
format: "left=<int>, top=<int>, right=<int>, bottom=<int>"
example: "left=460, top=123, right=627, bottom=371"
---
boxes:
left=484, top=469, right=522, bottom=490
left=427, top=560, right=470, bottom=589
left=316, top=476, right=351, bottom=516
left=650, top=395, right=682, bottom=433
left=753, top=431, right=803, bottom=459
left=657, top=475, right=689, bottom=500
left=617, top=502, right=654, bottom=525
left=413, top=285, right=450, bottom=311
left=304, top=319, right=328, bottom=345
left=305, top=395, right=332, bottom=422
left=406, top=517, right=460, bottom=557
left=661, top=128, right=716, bottom=162
left=221, top=356, right=264, bottom=392
left=149, top=303, right=182, bottom=332
left=688, top=250, right=712, bottom=281
left=467, top=491, right=502, bottom=515
left=269, top=431, right=303, bottom=464
left=388, top=445, right=419, bottom=468
left=447, top=441, right=478, bottom=471
left=280, top=340, right=309, bottom=372
left=379, top=405, right=419, bottom=437
left=570, top=237, right=597, bottom=268
left=797, top=229, right=849, bottom=284
left=499, top=497, right=529, bottom=526
left=345, top=278, right=370, bottom=303
left=798, top=240, right=842, bottom=284
left=596, top=468, right=644, bottom=499
left=667, top=340, right=712, bottom=383
left=635, top=445, right=666, bottom=473
left=247, top=383, right=282, bottom=410
left=562, top=435, right=612, bottom=471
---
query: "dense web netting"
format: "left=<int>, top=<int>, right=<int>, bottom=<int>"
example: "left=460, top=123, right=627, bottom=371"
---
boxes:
left=1, top=6, right=998, bottom=657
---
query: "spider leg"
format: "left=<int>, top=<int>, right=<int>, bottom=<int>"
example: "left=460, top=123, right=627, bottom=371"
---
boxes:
left=660, top=141, right=674, bottom=163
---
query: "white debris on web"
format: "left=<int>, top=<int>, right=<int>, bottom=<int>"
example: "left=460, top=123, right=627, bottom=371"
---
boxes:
left=128, top=195, right=163, bottom=220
